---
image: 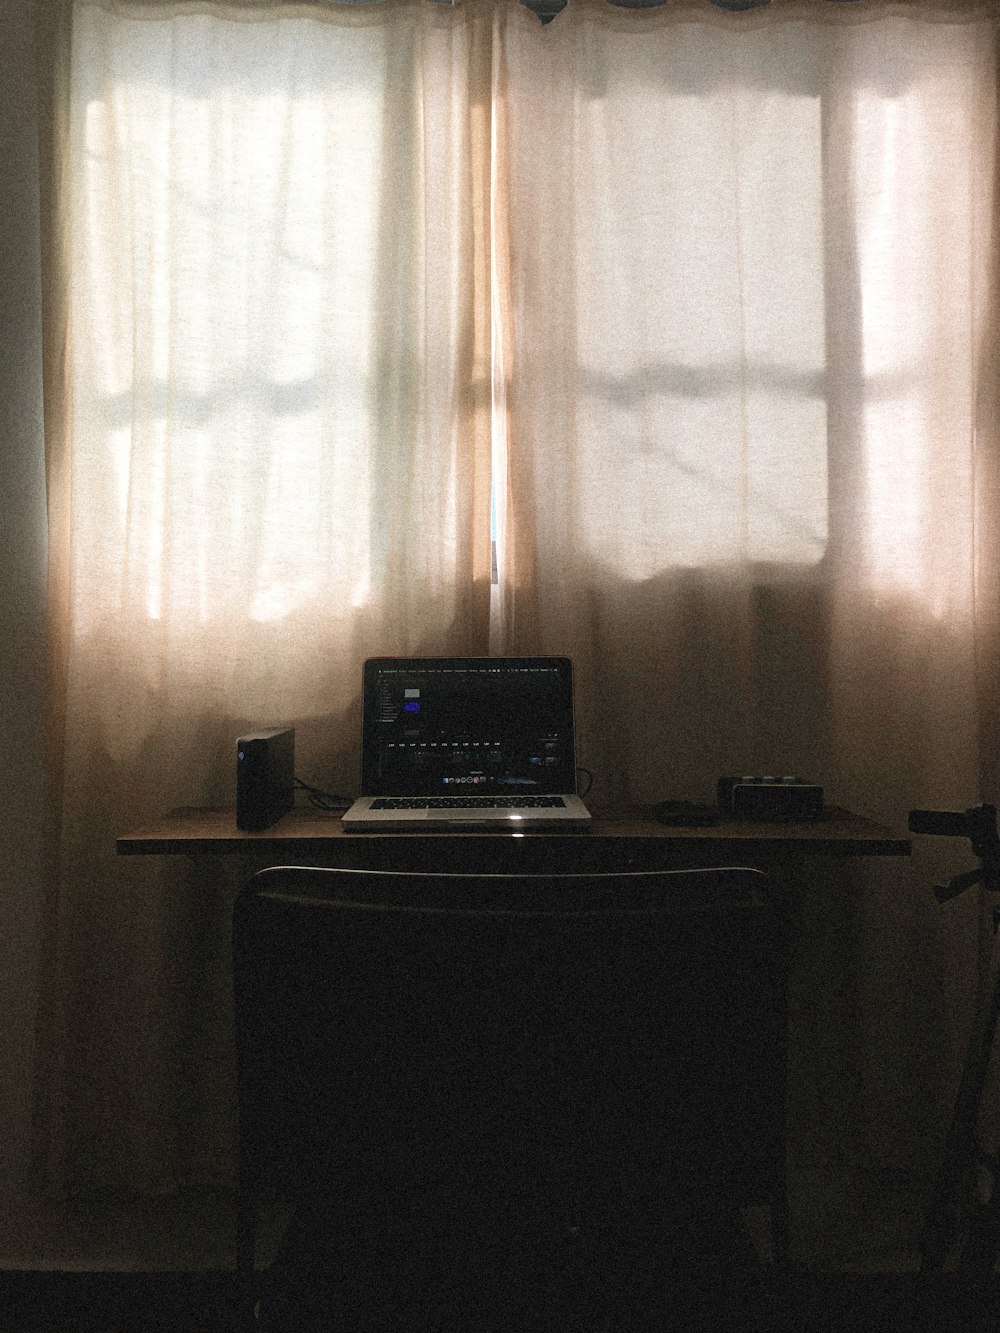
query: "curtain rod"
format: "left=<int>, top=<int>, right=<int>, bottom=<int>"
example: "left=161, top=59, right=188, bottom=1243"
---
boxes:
left=82, top=0, right=1000, bottom=19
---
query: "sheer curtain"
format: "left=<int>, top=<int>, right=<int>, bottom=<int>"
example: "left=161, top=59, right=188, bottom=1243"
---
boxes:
left=494, top=1, right=995, bottom=809
left=37, top=0, right=1000, bottom=1193
left=491, top=0, right=999, bottom=1171
left=41, top=0, right=494, bottom=1192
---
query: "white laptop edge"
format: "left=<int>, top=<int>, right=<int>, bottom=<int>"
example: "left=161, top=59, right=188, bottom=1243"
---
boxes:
left=341, top=793, right=592, bottom=831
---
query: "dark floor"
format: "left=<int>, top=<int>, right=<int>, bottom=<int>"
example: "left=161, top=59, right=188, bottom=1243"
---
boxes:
left=2, top=1270, right=1000, bottom=1333
left=0, top=1169, right=936, bottom=1272
left=1, top=1171, right=994, bottom=1332
left=0, top=1272, right=239, bottom=1333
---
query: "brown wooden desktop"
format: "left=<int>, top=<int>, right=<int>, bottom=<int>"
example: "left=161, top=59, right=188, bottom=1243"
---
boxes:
left=117, top=803, right=909, bottom=1269
left=117, top=802, right=910, bottom=869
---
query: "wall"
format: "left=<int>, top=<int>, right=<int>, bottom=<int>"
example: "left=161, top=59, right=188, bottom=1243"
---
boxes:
left=0, top=0, right=48, bottom=1208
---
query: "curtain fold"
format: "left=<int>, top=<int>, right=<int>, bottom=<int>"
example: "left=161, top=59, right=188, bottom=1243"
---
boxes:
left=40, top=0, right=494, bottom=1192
left=33, top=0, right=1000, bottom=1194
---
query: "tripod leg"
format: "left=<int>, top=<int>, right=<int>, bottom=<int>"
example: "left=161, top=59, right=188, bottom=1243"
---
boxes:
left=921, top=928, right=1000, bottom=1274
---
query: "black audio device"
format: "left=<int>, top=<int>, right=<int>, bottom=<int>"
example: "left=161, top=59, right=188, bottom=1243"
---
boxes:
left=717, top=775, right=824, bottom=822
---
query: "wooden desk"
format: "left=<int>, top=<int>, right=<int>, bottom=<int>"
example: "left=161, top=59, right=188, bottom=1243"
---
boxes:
left=117, top=804, right=910, bottom=871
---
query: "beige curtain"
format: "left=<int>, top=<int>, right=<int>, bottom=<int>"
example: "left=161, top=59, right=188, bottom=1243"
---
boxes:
left=36, top=0, right=1000, bottom=1194
left=492, top=0, right=1000, bottom=1171
left=40, top=0, right=494, bottom=1192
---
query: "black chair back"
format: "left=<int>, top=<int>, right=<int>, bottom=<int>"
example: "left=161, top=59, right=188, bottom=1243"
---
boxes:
left=233, top=864, right=785, bottom=1331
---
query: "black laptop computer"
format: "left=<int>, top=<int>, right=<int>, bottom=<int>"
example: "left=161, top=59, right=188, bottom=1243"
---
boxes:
left=341, top=656, right=592, bottom=830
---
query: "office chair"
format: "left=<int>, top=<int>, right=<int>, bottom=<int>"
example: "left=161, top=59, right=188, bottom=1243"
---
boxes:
left=233, top=864, right=788, bottom=1331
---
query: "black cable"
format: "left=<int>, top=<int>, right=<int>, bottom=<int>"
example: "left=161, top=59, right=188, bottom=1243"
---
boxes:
left=576, top=767, right=593, bottom=799
left=294, top=777, right=353, bottom=813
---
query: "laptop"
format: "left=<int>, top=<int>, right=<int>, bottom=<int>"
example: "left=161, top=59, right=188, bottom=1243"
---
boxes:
left=342, top=656, right=592, bottom=830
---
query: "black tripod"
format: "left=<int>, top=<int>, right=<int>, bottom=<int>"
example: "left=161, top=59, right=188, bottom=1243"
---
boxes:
left=909, top=804, right=1000, bottom=1282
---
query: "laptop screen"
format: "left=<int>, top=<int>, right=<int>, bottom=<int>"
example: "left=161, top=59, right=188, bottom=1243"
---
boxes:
left=361, top=657, right=578, bottom=797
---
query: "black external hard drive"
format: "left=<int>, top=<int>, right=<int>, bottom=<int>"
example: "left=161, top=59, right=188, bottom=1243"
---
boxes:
left=236, top=727, right=295, bottom=831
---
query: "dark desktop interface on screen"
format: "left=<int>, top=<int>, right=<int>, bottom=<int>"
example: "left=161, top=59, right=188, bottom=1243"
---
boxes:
left=365, top=660, right=576, bottom=796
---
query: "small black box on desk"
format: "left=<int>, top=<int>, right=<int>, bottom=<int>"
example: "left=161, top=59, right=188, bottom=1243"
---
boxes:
left=237, top=727, right=295, bottom=831
left=718, top=775, right=824, bottom=822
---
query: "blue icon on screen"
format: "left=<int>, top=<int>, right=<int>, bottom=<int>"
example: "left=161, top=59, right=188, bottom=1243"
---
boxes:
left=404, top=701, right=420, bottom=713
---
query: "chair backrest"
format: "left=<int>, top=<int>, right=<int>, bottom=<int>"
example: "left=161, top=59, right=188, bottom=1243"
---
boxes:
left=233, top=863, right=784, bottom=1217
left=233, top=869, right=784, bottom=1194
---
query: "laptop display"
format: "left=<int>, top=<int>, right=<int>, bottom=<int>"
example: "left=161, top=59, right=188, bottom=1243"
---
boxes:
left=341, top=656, right=591, bottom=830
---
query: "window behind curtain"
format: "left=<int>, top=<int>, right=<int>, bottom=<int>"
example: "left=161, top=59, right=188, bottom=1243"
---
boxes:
left=70, top=1, right=492, bottom=667
left=72, top=3, right=992, bottom=636
left=493, top=8, right=991, bottom=603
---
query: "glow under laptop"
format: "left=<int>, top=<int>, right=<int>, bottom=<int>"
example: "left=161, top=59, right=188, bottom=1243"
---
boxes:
left=342, top=656, right=592, bottom=831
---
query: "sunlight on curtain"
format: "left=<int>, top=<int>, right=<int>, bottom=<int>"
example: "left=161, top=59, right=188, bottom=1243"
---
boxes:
left=80, top=62, right=385, bottom=625
left=73, top=5, right=493, bottom=663
left=493, top=2, right=993, bottom=798
left=852, top=81, right=980, bottom=607
left=47, top=0, right=493, bottom=1192
left=491, top=0, right=997, bottom=1174
left=493, top=13, right=830, bottom=601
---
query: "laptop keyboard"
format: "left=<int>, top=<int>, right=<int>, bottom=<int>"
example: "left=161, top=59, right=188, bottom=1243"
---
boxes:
left=370, top=796, right=567, bottom=810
